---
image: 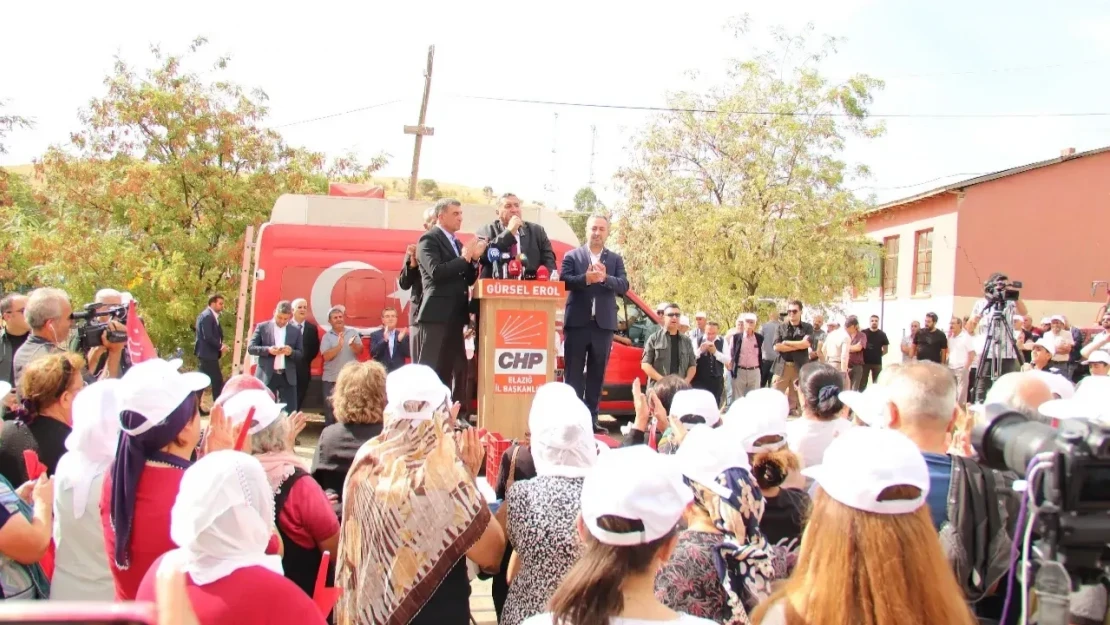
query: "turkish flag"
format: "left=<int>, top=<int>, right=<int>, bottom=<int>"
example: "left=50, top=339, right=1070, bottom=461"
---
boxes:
left=125, top=300, right=157, bottom=364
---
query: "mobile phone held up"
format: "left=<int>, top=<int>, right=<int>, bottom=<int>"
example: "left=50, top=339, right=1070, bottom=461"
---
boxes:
left=0, top=601, right=156, bottom=624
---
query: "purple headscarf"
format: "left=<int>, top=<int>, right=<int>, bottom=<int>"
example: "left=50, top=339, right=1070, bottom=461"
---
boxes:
left=110, top=393, right=197, bottom=569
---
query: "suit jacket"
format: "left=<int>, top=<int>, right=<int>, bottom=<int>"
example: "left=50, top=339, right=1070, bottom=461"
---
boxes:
left=561, top=246, right=629, bottom=332
left=398, top=252, right=423, bottom=326
left=369, top=329, right=410, bottom=372
left=416, top=226, right=478, bottom=325
left=194, top=307, right=223, bottom=361
left=247, top=320, right=303, bottom=386
left=295, top=320, right=321, bottom=370
left=476, top=220, right=557, bottom=278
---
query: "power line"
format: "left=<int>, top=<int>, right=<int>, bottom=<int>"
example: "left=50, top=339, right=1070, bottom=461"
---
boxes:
left=449, top=94, right=1110, bottom=119
left=883, top=58, right=1108, bottom=80
left=269, top=99, right=403, bottom=129
left=855, top=172, right=988, bottom=192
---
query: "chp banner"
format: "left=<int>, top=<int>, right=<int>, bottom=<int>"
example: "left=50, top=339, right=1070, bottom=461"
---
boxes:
left=125, top=300, right=157, bottom=364
left=493, top=309, right=549, bottom=394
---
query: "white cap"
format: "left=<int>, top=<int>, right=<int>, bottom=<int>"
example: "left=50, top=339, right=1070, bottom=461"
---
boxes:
left=529, top=383, right=597, bottom=477
left=1028, top=369, right=1075, bottom=400
left=839, top=386, right=893, bottom=428
left=679, top=315, right=691, bottom=327
left=1033, top=337, right=1056, bottom=354
left=580, top=446, right=693, bottom=546
left=220, top=389, right=287, bottom=435
left=1051, top=315, right=1065, bottom=323
left=385, top=364, right=450, bottom=421
left=0, top=381, right=9, bottom=398
left=1082, top=350, right=1110, bottom=366
left=117, top=359, right=210, bottom=435
left=802, top=427, right=929, bottom=515
left=1039, top=376, right=1110, bottom=422
left=724, top=389, right=789, bottom=451
left=742, top=313, right=758, bottom=323
left=669, top=389, right=720, bottom=426
left=695, top=311, right=707, bottom=319
left=675, top=425, right=750, bottom=498
left=1040, top=317, right=1051, bottom=325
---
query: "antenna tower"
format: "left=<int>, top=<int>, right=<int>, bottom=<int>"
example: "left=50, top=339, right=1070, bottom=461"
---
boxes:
left=543, top=112, right=559, bottom=207
left=588, top=125, right=597, bottom=187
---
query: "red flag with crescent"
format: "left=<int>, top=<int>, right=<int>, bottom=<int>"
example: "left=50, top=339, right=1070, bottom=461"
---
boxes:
left=126, top=300, right=157, bottom=364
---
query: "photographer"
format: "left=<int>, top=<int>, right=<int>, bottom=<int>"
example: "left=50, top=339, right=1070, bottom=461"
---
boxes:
left=73, top=289, right=129, bottom=379
left=968, top=272, right=1029, bottom=403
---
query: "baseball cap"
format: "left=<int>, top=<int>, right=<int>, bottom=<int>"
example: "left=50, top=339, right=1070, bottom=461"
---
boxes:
left=529, top=383, right=597, bottom=477
left=580, top=445, right=693, bottom=546
left=839, top=386, right=893, bottom=428
left=679, top=315, right=690, bottom=326
left=695, top=311, right=707, bottom=319
left=385, top=364, right=450, bottom=421
left=802, top=427, right=929, bottom=515
left=1051, top=315, right=1065, bottom=323
left=742, top=313, right=758, bottom=323
left=1082, top=350, right=1110, bottom=366
left=1033, top=337, right=1056, bottom=353
left=1039, top=376, right=1110, bottom=422
left=1039, top=317, right=1051, bottom=325
left=724, top=389, right=789, bottom=451
left=675, top=425, right=749, bottom=498
left=1028, top=369, right=1075, bottom=400
left=116, top=359, right=210, bottom=436
left=670, top=389, right=721, bottom=426
left=219, top=389, right=287, bottom=435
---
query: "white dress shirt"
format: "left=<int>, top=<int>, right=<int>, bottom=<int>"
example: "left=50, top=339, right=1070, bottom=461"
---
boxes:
left=273, top=323, right=287, bottom=370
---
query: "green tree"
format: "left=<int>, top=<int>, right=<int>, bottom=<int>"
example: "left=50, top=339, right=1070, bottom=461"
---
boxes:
left=0, top=100, right=33, bottom=155
left=573, top=186, right=604, bottom=212
left=4, top=38, right=384, bottom=356
left=482, top=185, right=494, bottom=203
left=616, top=25, right=883, bottom=324
left=418, top=178, right=441, bottom=200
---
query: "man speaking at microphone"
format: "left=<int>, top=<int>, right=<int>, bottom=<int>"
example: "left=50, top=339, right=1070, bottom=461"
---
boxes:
left=561, top=214, right=628, bottom=431
left=476, top=193, right=557, bottom=278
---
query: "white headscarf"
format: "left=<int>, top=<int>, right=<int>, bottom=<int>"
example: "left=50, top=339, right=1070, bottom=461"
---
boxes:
left=165, top=450, right=282, bottom=585
left=528, top=382, right=599, bottom=478
left=55, top=379, right=123, bottom=518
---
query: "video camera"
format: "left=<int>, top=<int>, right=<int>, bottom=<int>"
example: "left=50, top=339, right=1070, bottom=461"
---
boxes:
left=972, top=404, right=1110, bottom=590
left=984, top=275, right=1023, bottom=305
left=71, top=302, right=128, bottom=353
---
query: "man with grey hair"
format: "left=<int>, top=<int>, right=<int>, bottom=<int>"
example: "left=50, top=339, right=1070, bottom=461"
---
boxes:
left=883, top=360, right=1015, bottom=618
left=726, top=313, right=763, bottom=400
left=247, top=300, right=303, bottom=408
left=477, top=192, right=556, bottom=279
left=14, top=288, right=83, bottom=387
left=414, top=198, right=485, bottom=403
left=984, top=371, right=1053, bottom=424
left=80, top=287, right=131, bottom=377
left=319, top=305, right=362, bottom=426
left=290, top=298, right=321, bottom=412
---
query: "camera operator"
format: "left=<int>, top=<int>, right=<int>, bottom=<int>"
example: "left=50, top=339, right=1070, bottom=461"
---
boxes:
left=73, top=289, right=129, bottom=379
left=13, top=288, right=123, bottom=389
left=968, top=272, right=1029, bottom=403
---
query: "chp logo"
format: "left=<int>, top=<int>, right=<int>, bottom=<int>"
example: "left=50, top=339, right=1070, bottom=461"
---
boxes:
left=494, top=310, right=550, bottom=394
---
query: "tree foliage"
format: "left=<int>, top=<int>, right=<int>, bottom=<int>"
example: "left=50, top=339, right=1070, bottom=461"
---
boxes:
left=616, top=25, right=883, bottom=324
left=0, top=38, right=385, bottom=356
left=418, top=178, right=441, bottom=199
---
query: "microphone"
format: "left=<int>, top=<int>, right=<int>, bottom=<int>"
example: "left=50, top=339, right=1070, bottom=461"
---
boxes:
left=500, top=252, right=511, bottom=280
left=536, top=265, right=549, bottom=281
left=507, top=257, right=523, bottom=279
left=518, top=253, right=530, bottom=280
left=487, top=247, right=502, bottom=278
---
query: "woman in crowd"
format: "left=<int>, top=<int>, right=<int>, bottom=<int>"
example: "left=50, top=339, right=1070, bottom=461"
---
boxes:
left=783, top=363, right=852, bottom=473
left=657, top=426, right=779, bottom=624
left=222, top=387, right=339, bottom=597
left=524, top=445, right=715, bottom=625
left=101, top=358, right=236, bottom=600
left=51, top=379, right=122, bottom=600
left=751, top=427, right=976, bottom=625
left=311, top=360, right=386, bottom=518
left=0, top=352, right=85, bottom=485
left=622, top=375, right=691, bottom=448
left=501, top=383, right=597, bottom=625
left=135, top=450, right=325, bottom=624
left=0, top=457, right=52, bottom=599
left=336, top=365, right=505, bottom=625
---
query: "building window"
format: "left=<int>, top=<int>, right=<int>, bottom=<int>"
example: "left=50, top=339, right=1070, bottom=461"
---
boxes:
left=882, top=236, right=899, bottom=297
left=913, top=229, right=933, bottom=295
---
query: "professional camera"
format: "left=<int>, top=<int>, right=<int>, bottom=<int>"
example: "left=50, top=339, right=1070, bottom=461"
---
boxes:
left=71, top=302, right=128, bottom=353
left=984, top=275, right=1023, bottom=304
left=972, top=403, right=1110, bottom=599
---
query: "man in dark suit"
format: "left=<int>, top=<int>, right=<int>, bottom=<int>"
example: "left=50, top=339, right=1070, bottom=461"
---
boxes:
left=370, top=306, right=409, bottom=372
left=476, top=193, right=557, bottom=279
left=247, top=300, right=303, bottom=408
left=561, top=214, right=628, bottom=428
left=414, top=198, right=486, bottom=403
left=291, top=298, right=321, bottom=412
left=399, top=207, right=436, bottom=362
left=194, top=294, right=228, bottom=410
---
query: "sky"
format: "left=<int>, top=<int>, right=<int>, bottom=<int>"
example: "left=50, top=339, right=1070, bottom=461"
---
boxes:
left=3, top=0, right=1110, bottom=209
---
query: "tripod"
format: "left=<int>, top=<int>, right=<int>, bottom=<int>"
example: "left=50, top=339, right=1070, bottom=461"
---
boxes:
left=973, top=300, right=1025, bottom=404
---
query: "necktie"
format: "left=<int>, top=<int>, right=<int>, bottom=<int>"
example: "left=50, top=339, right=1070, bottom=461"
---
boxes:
left=388, top=331, right=395, bottom=358
left=452, top=237, right=462, bottom=257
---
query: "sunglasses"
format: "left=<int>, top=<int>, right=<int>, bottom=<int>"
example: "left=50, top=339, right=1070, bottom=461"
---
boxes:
left=665, top=312, right=681, bottom=318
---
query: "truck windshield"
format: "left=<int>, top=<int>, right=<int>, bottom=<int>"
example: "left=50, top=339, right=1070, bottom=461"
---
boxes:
left=618, top=295, right=658, bottom=348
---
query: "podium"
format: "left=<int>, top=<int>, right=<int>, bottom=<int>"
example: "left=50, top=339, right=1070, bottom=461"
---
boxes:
left=475, top=279, right=566, bottom=440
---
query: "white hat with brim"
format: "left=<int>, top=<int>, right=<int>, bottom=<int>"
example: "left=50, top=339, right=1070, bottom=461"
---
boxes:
left=724, top=389, right=789, bottom=451
left=802, top=427, right=930, bottom=515
left=1039, top=376, right=1110, bottom=422
left=679, top=315, right=691, bottom=327
left=695, top=312, right=707, bottom=319
left=1051, top=315, right=1066, bottom=323
left=581, top=446, right=693, bottom=546
left=1082, top=351, right=1110, bottom=366
left=385, top=364, right=451, bottom=421
left=1033, top=337, right=1056, bottom=354
left=220, top=389, right=287, bottom=435
left=670, top=389, right=721, bottom=427
left=117, top=359, right=210, bottom=436
left=675, top=426, right=749, bottom=498
left=839, top=386, right=893, bottom=428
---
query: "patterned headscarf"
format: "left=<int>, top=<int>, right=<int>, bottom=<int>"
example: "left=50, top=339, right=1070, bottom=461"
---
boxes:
left=335, top=398, right=490, bottom=625
left=692, top=467, right=781, bottom=624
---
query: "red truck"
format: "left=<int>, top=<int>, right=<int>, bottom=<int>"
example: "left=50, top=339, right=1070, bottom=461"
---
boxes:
left=234, top=193, right=659, bottom=416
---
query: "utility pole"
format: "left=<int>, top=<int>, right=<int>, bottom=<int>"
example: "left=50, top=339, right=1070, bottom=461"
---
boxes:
left=405, top=45, right=436, bottom=200
left=588, top=125, right=597, bottom=186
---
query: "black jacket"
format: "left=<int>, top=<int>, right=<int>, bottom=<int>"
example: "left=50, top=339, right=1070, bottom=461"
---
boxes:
left=297, top=320, right=321, bottom=368
left=476, top=220, right=557, bottom=278
left=730, top=332, right=765, bottom=376
left=194, top=307, right=223, bottom=361
left=415, top=227, right=478, bottom=325
left=398, top=252, right=423, bottom=326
